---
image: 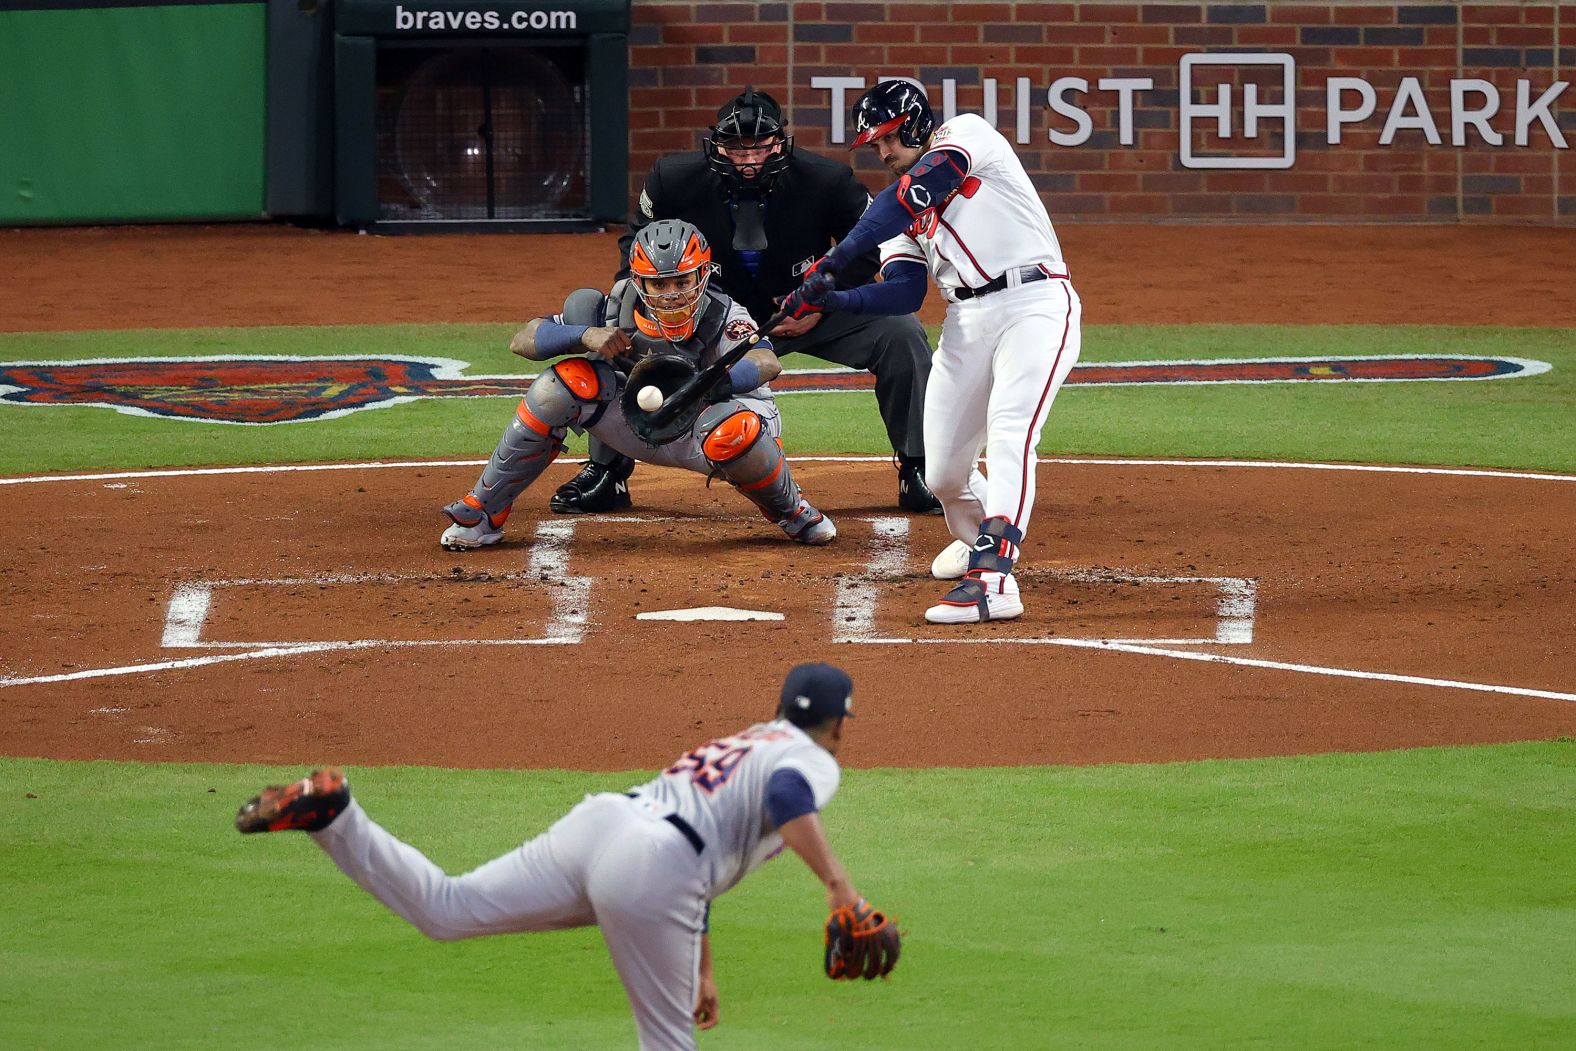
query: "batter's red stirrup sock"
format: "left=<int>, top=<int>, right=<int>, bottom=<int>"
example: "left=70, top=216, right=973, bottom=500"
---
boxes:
left=967, top=516, right=1023, bottom=575
left=236, top=769, right=350, bottom=834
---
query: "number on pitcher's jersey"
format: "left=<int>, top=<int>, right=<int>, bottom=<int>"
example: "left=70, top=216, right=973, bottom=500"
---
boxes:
left=878, top=112, right=1067, bottom=295
left=635, top=720, right=840, bottom=897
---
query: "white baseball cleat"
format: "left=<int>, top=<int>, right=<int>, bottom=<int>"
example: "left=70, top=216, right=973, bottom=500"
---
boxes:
left=440, top=520, right=504, bottom=551
left=778, top=500, right=837, bottom=545
left=925, top=572, right=1023, bottom=624
left=930, top=539, right=971, bottom=580
left=439, top=496, right=506, bottom=551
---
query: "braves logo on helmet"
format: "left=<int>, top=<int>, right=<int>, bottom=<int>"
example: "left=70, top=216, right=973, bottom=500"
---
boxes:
left=849, top=80, right=936, bottom=150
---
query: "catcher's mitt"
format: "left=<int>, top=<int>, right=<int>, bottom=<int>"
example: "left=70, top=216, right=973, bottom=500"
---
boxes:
left=621, top=353, right=731, bottom=447
left=824, top=897, right=901, bottom=980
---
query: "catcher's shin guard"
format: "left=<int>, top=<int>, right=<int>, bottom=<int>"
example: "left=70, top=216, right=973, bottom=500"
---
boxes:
left=698, top=404, right=835, bottom=544
left=452, top=360, right=615, bottom=521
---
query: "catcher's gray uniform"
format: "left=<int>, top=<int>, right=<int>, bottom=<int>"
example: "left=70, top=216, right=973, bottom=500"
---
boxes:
left=439, top=280, right=834, bottom=548
left=308, top=720, right=841, bottom=1051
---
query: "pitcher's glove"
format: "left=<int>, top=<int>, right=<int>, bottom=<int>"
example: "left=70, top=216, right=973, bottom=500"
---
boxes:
left=824, top=897, right=901, bottom=980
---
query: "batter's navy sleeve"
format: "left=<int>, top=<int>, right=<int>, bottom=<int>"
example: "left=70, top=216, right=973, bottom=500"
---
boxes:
left=764, top=767, right=818, bottom=828
left=824, top=146, right=971, bottom=272
left=824, top=260, right=928, bottom=315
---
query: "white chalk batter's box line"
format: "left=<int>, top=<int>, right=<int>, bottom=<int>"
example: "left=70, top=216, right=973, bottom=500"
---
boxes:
left=4, top=506, right=1571, bottom=706
left=833, top=517, right=1257, bottom=647
left=158, top=516, right=677, bottom=652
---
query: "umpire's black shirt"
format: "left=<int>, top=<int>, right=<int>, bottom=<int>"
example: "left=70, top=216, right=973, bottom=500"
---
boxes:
left=618, top=149, right=881, bottom=327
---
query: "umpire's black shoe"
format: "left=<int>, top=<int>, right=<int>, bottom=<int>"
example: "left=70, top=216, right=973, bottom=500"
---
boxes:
left=897, top=457, right=943, bottom=515
left=551, top=457, right=634, bottom=514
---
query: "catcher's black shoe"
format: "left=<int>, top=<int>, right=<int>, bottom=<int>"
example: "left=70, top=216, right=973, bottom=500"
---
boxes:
left=551, top=456, right=635, bottom=514
left=236, top=769, right=350, bottom=834
left=896, top=457, right=942, bottom=515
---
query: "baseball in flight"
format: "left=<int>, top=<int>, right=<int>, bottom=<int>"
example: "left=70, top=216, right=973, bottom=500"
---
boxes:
left=636, top=385, right=664, bottom=411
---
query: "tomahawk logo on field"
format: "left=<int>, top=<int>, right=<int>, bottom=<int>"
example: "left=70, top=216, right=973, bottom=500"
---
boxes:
left=0, top=355, right=1549, bottom=425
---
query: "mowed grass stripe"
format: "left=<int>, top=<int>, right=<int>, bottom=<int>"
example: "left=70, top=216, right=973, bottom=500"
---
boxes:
left=2, top=742, right=1572, bottom=1049
left=0, top=324, right=1572, bottom=473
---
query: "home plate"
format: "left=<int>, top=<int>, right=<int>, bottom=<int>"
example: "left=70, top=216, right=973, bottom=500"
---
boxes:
left=636, top=606, right=785, bottom=622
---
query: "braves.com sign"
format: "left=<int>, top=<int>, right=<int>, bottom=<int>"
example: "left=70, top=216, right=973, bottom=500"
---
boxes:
left=814, top=57, right=1569, bottom=169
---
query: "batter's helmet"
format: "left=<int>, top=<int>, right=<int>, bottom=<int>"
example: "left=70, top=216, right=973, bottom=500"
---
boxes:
left=849, top=80, right=935, bottom=150
left=705, top=86, right=793, bottom=191
left=629, top=219, right=715, bottom=342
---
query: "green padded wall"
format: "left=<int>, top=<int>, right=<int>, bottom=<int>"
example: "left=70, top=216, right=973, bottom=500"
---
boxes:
left=0, top=4, right=267, bottom=223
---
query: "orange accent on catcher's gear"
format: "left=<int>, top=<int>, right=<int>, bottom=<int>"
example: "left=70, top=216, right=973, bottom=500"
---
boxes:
left=552, top=358, right=602, bottom=400
left=514, top=401, right=550, bottom=436
left=632, top=310, right=664, bottom=339
left=739, top=457, right=784, bottom=491
left=461, top=494, right=510, bottom=526
left=701, top=410, right=761, bottom=462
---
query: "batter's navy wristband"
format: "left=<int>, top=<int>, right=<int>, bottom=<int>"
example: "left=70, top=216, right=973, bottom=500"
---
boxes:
left=728, top=358, right=762, bottom=392
left=534, top=320, right=588, bottom=358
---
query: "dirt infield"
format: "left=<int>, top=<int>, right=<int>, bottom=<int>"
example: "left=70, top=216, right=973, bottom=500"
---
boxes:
left=2, top=223, right=1574, bottom=769
left=3, top=222, right=1574, bottom=332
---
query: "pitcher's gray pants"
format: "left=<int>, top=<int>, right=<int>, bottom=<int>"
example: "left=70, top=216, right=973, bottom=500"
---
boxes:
left=312, top=793, right=709, bottom=1051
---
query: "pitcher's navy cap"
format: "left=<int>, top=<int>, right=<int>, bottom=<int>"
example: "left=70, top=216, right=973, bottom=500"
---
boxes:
left=778, top=663, right=854, bottom=726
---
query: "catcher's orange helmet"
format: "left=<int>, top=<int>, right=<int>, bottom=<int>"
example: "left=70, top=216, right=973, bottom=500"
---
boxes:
left=629, top=219, right=714, bottom=341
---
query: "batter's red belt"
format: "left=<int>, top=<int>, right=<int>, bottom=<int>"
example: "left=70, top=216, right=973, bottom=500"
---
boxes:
left=952, top=264, right=1066, bottom=301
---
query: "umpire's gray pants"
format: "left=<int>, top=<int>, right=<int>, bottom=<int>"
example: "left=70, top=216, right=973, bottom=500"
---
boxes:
left=773, top=310, right=932, bottom=458
left=313, top=794, right=709, bottom=1051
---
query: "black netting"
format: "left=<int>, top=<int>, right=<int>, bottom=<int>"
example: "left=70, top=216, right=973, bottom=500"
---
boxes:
left=376, top=45, right=590, bottom=221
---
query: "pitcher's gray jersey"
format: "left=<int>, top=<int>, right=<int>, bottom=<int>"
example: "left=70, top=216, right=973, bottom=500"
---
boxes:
left=632, top=719, right=840, bottom=897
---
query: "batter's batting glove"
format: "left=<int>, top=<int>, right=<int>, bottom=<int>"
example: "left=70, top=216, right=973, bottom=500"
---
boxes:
left=780, top=265, right=837, bottom=321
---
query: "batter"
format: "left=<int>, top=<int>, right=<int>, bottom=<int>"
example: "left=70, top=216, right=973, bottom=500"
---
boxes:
left=784, top=80, right=1083, bottom=624
left=235, top=663, right=878, bottom=1051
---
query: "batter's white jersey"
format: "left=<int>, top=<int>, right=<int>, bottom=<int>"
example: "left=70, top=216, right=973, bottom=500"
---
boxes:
left=632, top=719, right=841, bottom=897
left=878, top=112, right=1067, bottom=296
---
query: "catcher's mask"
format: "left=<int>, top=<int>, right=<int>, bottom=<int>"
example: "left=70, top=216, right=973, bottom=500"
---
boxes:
left=849, top=79, right=935, bottom=151
left=629, top=219, right=714, bottom=342
left=705, top=86, right=792, bottom=193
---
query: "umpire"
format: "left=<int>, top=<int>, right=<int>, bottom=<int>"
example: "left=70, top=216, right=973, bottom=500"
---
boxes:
left=552, top=86, right=941, bottom=516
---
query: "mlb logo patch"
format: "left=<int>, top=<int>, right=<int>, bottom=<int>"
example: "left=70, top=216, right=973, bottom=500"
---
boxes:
left=790, top=256, right=817, bottom=278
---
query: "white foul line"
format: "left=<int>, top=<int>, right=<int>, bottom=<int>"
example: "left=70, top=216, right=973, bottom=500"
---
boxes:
left=2, top=456, right=1574, bottom=486
left=1062, top=638, right=1576, bottom=704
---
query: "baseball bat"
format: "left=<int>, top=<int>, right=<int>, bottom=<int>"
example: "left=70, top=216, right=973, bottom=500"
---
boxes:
left=642, top=302, right=795, bottom=428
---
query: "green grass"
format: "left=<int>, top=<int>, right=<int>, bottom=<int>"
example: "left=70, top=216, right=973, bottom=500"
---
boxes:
left=1, top=324, right=1572, bottom=474
left=3, top=321, right=1573, bottom=1048
left=2, top=744, right=1572, bottom=1050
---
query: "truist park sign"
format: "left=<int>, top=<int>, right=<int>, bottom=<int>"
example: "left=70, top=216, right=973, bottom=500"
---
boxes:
left=812, top=56, right=1569, bottom=170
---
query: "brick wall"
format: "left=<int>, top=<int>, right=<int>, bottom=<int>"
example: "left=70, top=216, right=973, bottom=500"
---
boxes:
left=626, top=1, right=1573, bottom=223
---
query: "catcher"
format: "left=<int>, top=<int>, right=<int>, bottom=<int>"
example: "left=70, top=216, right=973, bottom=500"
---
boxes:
left=235, top=662, right=900, bottom=1051
left=439, top=218, right=835, bottom=551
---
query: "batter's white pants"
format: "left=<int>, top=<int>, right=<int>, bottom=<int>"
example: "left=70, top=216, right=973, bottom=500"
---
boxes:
left=311, top=792, right=710, bottom=1051
left=924, top=278, right=1083, bottom=555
